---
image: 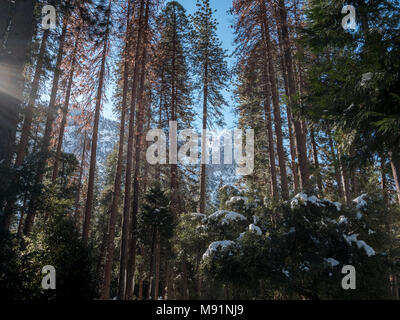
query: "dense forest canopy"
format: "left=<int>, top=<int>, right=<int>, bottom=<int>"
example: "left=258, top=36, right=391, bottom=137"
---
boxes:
left=0, top=0, right=399, bottom=300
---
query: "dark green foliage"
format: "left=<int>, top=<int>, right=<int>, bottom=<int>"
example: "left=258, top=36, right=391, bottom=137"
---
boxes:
left=0, top=213, right=99, bottom=300
left=191, top=0, right=229, bottom=127
left=301, top=0, right=400, bottom=160
left=137, top=183, right=175, bottom=248
left=201, top=191, right=399, bottom=299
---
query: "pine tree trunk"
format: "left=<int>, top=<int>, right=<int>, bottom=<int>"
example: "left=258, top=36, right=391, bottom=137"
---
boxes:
left=96, top=219, right=109, bottom=284
left=163, top=259, right=169, bottom=300
left=380, top=154, right=388, bottom=203
left=118, top=0, right=146, bottom=300
left=126, top=0, right=150, bottom=300
left=327, top=131, right=344, bottom=199
left=338, top=148, right=351, bottom=205
left=154, top=231, right=161, bottom=300
left=260, top=13, right=289, bottom=199
left=138, top=276, right=143, bottom=300
left=310, top=130, right=323, bottom=192
left=3, top=23, right=49, bottom=225
left=199, top=59, right=208, bottom=214
left=170, top=13, right=180, bottom=217
left=82, top=0, right=112, bottom=244
left=75, top=132, right=87, bottom=221
left=275, top=0, right=309, bottom=189
left=17, top=190, right=28, bottom=238
left=197, top=265, right=202, bottom=299
left=389, top=151, right=400, bottom=204
left=261, top=57, right=278, bottom=200
left=16, top=29, right=50, bottom=167
left=275, top=13, right=299, bottom=194
left=147, top=226, right=156, bottom=300
left=349, top=146, right=359, bottom=196
left=101, top=0, right=133, bottom=300
left=52, top=31, right=81, bottom=181
left=182, top=261, right=189, bottom=300
left=23, top=4, right=71, bottom=236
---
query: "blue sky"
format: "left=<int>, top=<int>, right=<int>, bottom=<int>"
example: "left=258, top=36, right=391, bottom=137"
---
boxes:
left=104, top=0, right=237, bottom=129
left=181, top=0, right=237, bottom=130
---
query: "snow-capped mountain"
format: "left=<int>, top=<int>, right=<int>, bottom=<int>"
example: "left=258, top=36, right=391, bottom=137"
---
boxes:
left=63, top=114, right=119, bottom=184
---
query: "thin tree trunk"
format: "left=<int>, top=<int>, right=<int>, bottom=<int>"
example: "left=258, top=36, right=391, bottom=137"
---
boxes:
left=148, top=226, right=156, bottom=300
left=338, top=148, right=351, bottom=205
left=170, top=12, right=180, bottom=217
left=16, top=29, right=50, bottom=167
left=96, top=219, right=110, bottom=284
left=82, top=0, right=112, bottom=244
left=327, top=131, right=344, bottom=199
left=52, top=31, right=81, bottom=181
left=118, top=0, right=146, bottom=300
left=138, top=276, right=143, bottom=300
left=23, top=4, right=71, bottom=236
left=101, top=0, right=133, bottom=300
left=164, top=259, right=169, bottom=300
left=261, top=57, right=278, bottom=200
left=275, top=12, right=299, bottom=194
left=276, top=0, right=309, bottom=189
left=197, top=262, right=202, bottom=299
left=380, top=154, right=388, bottom=203
left=75, top=132, right=87, bottom=220
left=310, top=130, right=323, bottom=192
left=17, top=189, right=28, bottom=237
left=199, top=59, right=208, bottom=214
left=154, top=231, right=161, bottom=300
left=389, top=151, right=400, bottom=204
left=349, top=146, right=359, bottom=196
left=126, top=0, right=150, bottom=300
left=260, top=13, right=289, bottom=199
left=182, top=261, right=189, bottom=300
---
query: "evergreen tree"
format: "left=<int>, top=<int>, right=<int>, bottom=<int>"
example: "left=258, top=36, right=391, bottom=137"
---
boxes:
left=191, top=0, right=229, bottom=214
left=154, top=1, right=194, bottom=217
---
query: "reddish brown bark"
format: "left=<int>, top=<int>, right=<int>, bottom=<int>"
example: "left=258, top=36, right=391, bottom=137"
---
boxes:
left=259, top=7, right=289, bottom=199
left=199, top=58, right=208, bottom=214
left=118, top=0, right=146, bottom=300
left=126, top=0, right=150, bottom=300
left=82, top=0, right=112, bottom=244
left=275, top=0, right=309, bottom=190
left=274, top=8, right=299, bottom=194
left=154, top=231, right=161, bottom=300
left=138, top=276, right=143, bottom=300
left=170, top=10, right=180, bottom=217
left=24, top=4, right=72, bottom=236
left=148, top=226, right=157, bottom=299
left=52, top=31, right=81, bottom=181
left=389, top=151, right=400, bottom=204
left=261, top=52, right=278, bottom=200
left=101, top=0, right=134, bottom=301
left=74, top=132, right=87, bottom=221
